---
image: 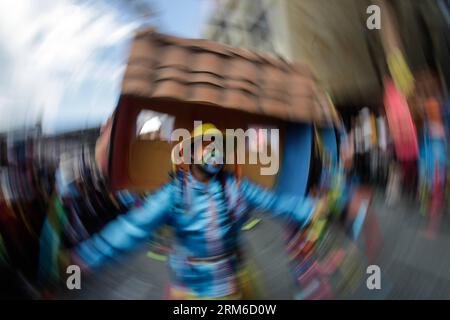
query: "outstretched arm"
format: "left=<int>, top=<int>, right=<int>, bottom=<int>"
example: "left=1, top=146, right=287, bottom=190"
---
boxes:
left=240, top=178, right=322, bottom=227
left=72, top=183, right=174, bottom=270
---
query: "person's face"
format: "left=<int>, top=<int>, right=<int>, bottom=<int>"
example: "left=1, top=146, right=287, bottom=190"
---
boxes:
left=192, top=140, right=224, bottom=174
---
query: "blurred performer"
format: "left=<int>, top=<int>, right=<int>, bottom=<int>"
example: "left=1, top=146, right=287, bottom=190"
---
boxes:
left=62, top=123, right=327, bottom=299
left=419, top=98, right=448, bottom=237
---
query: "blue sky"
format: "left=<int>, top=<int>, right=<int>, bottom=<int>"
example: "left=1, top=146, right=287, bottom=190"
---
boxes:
left=153, top=0, right=214, bottom=38
left=0, top=0, right=215, bottom=134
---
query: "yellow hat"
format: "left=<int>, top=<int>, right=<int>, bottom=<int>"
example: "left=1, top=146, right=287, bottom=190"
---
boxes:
left=171, top=123, right=225, bottom=169
left=191, top=123, right=222, bottom=141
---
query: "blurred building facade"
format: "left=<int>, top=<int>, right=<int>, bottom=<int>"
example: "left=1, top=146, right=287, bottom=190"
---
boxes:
left=204, top=0, right=449, bottom=112
left=204, top=0, right=291, bottom=57
left=0, top=126, right=99, bottom=169
left=204, top=0, right=383, bottom=109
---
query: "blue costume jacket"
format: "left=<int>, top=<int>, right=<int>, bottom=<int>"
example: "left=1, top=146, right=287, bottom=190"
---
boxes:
left=75, top=170, right=318, bottom=297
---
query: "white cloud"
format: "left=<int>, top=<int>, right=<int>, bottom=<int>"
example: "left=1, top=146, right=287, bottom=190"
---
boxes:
left=0, top=0, right=140, bottom=134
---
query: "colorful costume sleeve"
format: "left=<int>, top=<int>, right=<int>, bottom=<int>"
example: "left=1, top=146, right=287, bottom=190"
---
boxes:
left=239, top=178, right=317, bottom=227
left=74, top=183, right=174, bottom=269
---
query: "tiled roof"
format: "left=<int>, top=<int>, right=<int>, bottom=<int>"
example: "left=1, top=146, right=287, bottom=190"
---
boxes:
left=121, top=29, right=339, bottom=125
